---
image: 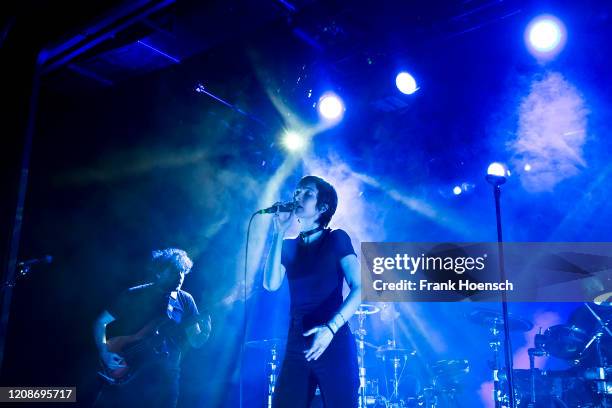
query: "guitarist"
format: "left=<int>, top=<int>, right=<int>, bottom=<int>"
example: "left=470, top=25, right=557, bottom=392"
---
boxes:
left=93, top=248, right=211, bottom=408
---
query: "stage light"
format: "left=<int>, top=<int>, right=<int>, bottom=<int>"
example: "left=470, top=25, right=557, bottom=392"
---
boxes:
left=317, top=93, right=344, bottom=120
left=487, top=162, right=507, bottom=177
left=395, top=72, right=418, bottom=95
left=524, top=163, right=532, bottom=172
left=529, top=17, right=562, bottom=51
left=453, top=186, right=462, bottom=195
left=525, top=15, right=566, bottom=59
left=486, top=162, right=508, bottom=186
left=282, top=131, right=306, bottom=152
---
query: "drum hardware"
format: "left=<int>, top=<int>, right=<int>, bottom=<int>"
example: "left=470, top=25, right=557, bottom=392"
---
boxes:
left=376, top=304, right=416, bottom=406
left=250, top=303, right=612, bottom=407
left=579, top=303, right=611, bottom=405
left=354, top=303, right=420, bottom=407
left=355, top=303, right=381, bottom=408
left=521, top=330, right=548, bottom=408
left=468, top=308, right=534, bottom=333
left=376, top=340, right=414, bottom=403
left=469, top=308, right=533, bottom=408
left=245, top=338, right=285, bottom=408
left=542, top=324, right=588, bottom=361
left=247, top=302, right=612, bottom=408
left=579, top=302, right=612, bottom=358
left=268, top=343, right=278, bottom=408
left=526, top=347, right=546, bottom=407
left=421, top=359, right=470, bottom=408
left=501, top=369, right=578, bottom=408
left=430, top=359, right=470, bottom=389
left=356, top=304, right=382, bottom=316
left=511, top=302, right=612, bottom=407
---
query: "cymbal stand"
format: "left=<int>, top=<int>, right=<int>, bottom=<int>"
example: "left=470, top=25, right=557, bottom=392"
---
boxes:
left=357, top=311, right=368, bottom=408
left=487, top=325, right=504, bottom=408
left=391, top=354, right=408, bottom=401
left=523, top=331, right=547, bottom=408
left=580, top=303, right=611, bottom=407
left=267, top=343, right=279, bottom=408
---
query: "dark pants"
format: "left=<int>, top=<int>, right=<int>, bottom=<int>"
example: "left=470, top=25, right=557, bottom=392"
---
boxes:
left=273, top=318, right=359, bottom=408
left=94, top=361, right=180, bottom=408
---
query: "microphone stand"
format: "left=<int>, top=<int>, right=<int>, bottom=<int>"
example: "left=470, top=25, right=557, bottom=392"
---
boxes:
left=241, top=203, right=294, bottom=407
left=486, top=173, right=515, bottom=408
left=241, top=212, right=257, bottom=408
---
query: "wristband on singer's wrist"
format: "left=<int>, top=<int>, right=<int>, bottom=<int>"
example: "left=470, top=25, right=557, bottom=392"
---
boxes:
left=324, top=323, right=337, bottom=335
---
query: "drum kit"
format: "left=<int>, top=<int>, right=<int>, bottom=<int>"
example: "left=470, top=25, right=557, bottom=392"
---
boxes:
left=247, top=300, right=611, bottom=408
left=469, top=301, right=612, bottom=408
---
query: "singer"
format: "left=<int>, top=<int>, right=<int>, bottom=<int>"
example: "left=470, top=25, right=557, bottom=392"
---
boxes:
left=263, top=175, right=361, bottom=407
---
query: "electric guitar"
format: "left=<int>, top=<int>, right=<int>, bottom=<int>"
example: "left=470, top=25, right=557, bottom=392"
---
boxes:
left=98, top=313, right=210, bottom=385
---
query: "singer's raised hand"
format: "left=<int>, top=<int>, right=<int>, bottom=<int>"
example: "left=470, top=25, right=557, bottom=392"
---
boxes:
left=272, top=202, right=295, bottom=236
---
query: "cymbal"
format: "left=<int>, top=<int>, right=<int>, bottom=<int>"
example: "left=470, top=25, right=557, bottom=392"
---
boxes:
left=376, top=344, right=416, bottom=359
left=377, top=344, right=414, bottom=352
left=594, top=291, right=612, bottom=306
left=245, top=338, right=285, bottom=350
left=355, top=304, right=381, bottom=315
left=431, top=359, right=470, bottom=377
left=468, top=308, right=533, bottom=332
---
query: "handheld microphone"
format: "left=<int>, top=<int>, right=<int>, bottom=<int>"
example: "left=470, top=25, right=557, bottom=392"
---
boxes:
left=256, top=201, right=296, bottom=214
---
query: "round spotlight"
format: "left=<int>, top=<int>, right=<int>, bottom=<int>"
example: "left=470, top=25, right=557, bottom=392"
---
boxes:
left=318, top=93, right=345, bottom=120
left=395, top=72, right=418, bottom=95
left=525, top=15, right=566, bottom=59
left=453, top=186, right=462, bottom=195
left=487, top=162, right=507, bottom=177
left=282, top=131, right=306, bottom=152
left=486, top=162, right=508, bottom=186
left=524, top=163, right=532, bottom=172
left=529, top=18, right=562, bottom=51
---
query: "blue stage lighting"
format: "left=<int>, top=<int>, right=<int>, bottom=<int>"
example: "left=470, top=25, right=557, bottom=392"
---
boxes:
left=282, top=131, right=306, bottom=152
left=317, top=93, right=344, bottom=120
left=525, top=15, right=566, bottom=59
left=395, top=72, right=418, bottom=95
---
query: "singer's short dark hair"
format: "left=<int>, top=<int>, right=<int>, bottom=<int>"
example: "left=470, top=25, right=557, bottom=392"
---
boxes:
left=297, top=176, right=338, bottom=228
left=151, top=248, right=193, bottom=275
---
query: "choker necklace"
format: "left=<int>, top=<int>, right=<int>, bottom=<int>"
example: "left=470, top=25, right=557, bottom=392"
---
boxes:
left=299, top=225, right=325, bottom=241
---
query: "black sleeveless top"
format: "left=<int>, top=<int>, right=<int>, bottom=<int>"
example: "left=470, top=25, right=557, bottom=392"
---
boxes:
left=281, top=229, right=356, bottom=330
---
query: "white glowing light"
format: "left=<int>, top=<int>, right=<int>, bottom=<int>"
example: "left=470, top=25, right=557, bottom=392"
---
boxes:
left=525, top=15, right=566, bottom=59
left=453, top=186, right=462, bottom=195
left=282, top=131, right=306, bottom=151
left=395, top=72, right=418, bottom=95
left=318, top=93, right=345, bottom=120
left=487, top=162, right=507, bottom=177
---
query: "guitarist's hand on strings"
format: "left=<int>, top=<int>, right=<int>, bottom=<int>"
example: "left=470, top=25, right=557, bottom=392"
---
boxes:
left=186, top=313, right=212, bottom=348
left=100, top=348, right=126, bottom=369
